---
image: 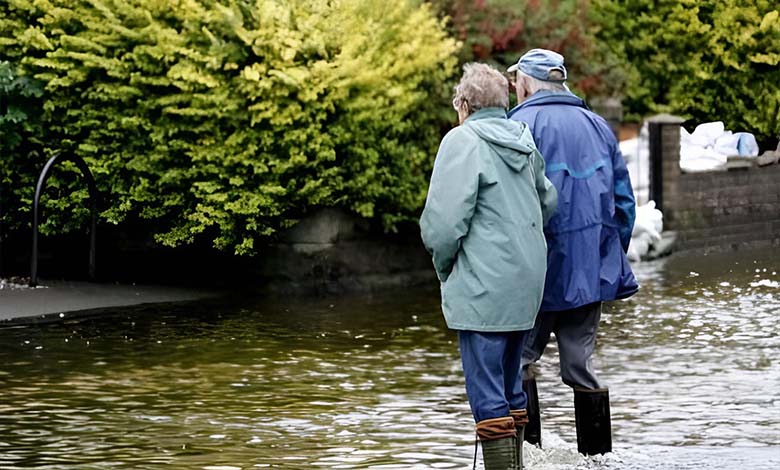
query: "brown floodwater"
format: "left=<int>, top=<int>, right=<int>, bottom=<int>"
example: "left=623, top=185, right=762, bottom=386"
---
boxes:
left=1, top=248, right=778, bottom=469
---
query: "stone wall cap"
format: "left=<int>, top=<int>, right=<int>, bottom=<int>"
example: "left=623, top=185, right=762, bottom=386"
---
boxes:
left=646, top=113, right=685, bottom=124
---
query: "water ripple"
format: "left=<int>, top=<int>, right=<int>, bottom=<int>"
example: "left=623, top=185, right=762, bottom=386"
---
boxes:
left=0, top=249, right=778, bottom=468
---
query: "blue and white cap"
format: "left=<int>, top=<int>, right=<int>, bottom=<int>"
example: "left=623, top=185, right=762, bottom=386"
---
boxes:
left=507, top=48, right=567, bottom=82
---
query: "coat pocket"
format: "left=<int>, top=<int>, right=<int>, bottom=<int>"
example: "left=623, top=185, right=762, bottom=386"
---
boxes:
left=445, top=255, right=488, bottom=298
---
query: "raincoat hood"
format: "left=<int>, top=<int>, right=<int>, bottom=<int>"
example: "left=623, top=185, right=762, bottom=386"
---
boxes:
left=464, top=108, right=535, bottom=173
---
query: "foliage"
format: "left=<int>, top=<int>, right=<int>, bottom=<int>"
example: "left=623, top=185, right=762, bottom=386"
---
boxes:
left=1, top=0, right=458, bottom=254
left=594, top=0, right=780, bottom=145
left=429, top=0, right=626, bottom=98
left=0, top=60, right=44, bottom=234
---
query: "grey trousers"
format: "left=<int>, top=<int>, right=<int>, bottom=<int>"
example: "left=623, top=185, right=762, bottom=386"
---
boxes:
left=521, top=302, right=604, bottom=389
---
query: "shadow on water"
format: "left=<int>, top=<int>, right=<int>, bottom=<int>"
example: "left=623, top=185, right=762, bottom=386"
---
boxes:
left=0, top=248, right=778, bottom=469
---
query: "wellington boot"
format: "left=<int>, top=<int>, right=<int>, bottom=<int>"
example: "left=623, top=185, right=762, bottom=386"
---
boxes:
left=476, top=416, right=519, bottom=470
left=522, top=377, right=542, bottom=447
left=481, top=436, right=520, bottom=470
left=509, top=409, right=528, bottom=469
left=573, top=387, right=612, bottom=455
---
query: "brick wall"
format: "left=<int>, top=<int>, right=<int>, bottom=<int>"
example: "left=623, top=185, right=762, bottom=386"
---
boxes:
left=649, top=115, right=780, bottom=254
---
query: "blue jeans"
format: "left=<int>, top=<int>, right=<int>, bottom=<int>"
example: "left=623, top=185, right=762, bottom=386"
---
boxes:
left=458, top=330, right=530, bottom=423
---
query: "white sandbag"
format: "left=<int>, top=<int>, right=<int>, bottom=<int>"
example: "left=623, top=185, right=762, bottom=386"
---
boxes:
left=735, top=132, right=759, bottom=156
left=712, top=131, right=758, bottom=157
left=714, top=131, right=739, bottom=156
left=620, top=125, right=650, bottom=205
left=628, top=201, right=664, bottom=261
left=680, top=126, right=728, bottom=172
left=679, top=121, right=760, bottom=171
left=636, top=200, right=663, bottom=234
left=627, top=237, right=647, bottom=263
left=688, top=121, right=725, bottom=147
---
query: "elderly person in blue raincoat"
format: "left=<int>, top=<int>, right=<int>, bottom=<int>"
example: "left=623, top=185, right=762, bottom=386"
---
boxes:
left=420, top=63, right=557, bottom=470
left=507, top=49, right=638, bottom=456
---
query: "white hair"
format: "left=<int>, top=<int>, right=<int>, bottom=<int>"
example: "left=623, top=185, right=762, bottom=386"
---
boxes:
left=453, top=63, right=509, bottom=112
left=517, top=70, right=568, bottom=95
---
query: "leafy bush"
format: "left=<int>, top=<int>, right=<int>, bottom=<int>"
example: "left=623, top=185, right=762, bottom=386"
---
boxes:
left=594, top=0, right=780, bottom=145
left=1, top=0, right=458, bottom=254
left=429, top=0, right=626, bottom=98
left=0, top=60, right=44, bottom=235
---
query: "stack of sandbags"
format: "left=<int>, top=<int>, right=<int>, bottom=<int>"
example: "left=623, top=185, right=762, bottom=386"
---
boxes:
left=627, top=201, right=663, bottom=262
left=680, top=121, right=759, bottom=172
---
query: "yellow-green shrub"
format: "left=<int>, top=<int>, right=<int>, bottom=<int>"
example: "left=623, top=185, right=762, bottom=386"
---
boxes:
left=2, top=0, right=458, bottom=254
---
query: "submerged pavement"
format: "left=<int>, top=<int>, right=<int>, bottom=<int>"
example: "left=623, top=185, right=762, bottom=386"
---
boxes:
left=0, top=279, right=216, bottom=325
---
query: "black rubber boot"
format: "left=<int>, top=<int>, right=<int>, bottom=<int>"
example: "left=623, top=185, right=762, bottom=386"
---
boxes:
left=573, top=387, right=612, bottom=455
left=522, top=378, right=542, bottom=447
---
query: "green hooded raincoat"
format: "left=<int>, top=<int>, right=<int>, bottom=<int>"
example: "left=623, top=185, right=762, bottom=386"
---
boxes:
left=420, top=108, right=557, bottom=331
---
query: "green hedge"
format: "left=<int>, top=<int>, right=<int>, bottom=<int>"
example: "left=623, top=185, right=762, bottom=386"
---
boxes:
left=1, top=60, right=44, bottom=236
left=1, top=0, right=458, bottom=254
left=594, top=0, right=780, bottom=145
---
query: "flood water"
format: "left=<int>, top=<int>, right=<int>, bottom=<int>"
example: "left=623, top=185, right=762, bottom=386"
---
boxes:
left=1, top=248, right=779, bottom=469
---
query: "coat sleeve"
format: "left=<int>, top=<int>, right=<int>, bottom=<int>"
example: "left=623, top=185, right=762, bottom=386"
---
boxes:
left=419, top=132, right=480, bottom=282
left=531, top=149, right=558, bottom=225
left=612, top=144, right=636, bottom=252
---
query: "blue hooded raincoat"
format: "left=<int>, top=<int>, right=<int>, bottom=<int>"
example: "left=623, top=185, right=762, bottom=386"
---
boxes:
left=508, top=91, right=638, bottom=312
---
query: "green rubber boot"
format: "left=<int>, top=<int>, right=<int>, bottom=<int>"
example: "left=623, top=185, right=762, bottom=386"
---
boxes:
left=476, top=416, right=519, bottom=470
left=481, top=436, right=519, bottom=470
left=510, top=409, right=528, bottom=469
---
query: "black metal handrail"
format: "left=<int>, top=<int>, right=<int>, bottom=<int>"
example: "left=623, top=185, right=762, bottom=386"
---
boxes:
left=30, top=151, right=98, bottom=287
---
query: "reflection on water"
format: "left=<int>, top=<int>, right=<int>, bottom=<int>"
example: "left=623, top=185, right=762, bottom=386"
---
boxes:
left=0, top=249, right=778, bottom=469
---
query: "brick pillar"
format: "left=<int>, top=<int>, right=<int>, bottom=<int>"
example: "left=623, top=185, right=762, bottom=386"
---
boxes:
left=647, top=114, right=684, bottom=226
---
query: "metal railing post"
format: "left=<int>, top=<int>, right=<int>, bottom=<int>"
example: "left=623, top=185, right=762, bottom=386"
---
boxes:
left=30, top=151, right=98, bottom=287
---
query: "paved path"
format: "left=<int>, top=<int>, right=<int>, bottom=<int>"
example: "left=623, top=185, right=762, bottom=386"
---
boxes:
left=0, top=280, right=216, bottom=325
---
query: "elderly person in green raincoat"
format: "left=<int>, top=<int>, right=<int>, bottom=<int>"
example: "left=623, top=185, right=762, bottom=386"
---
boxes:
left=420, top=63, right=557, bottom=470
